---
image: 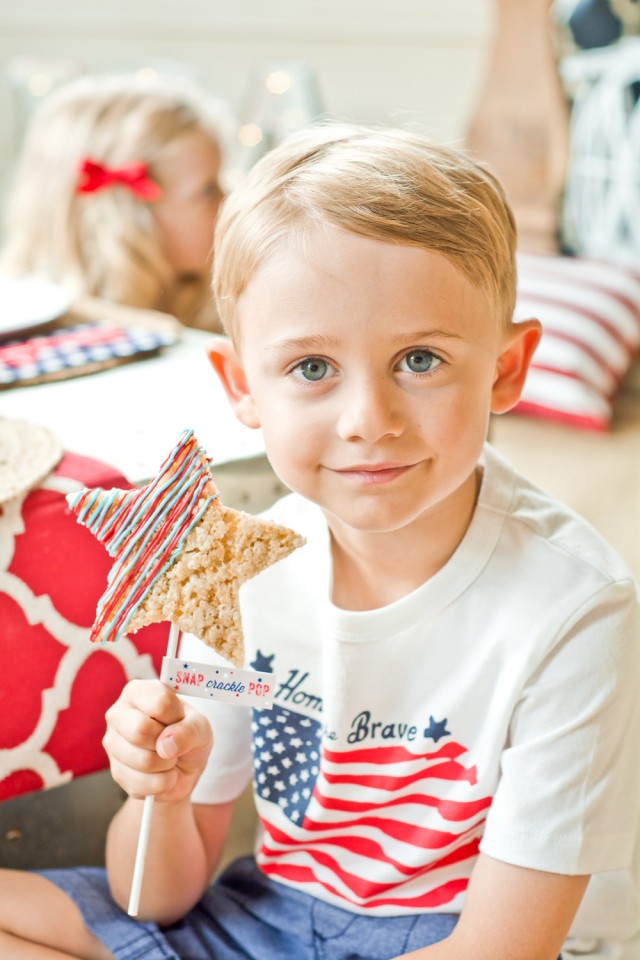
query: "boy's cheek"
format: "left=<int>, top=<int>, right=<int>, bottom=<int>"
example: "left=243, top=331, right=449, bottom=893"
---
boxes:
left=260, top=423, right=305, bottom=467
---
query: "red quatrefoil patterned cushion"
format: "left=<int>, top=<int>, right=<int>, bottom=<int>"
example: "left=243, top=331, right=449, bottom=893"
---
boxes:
left=0, top=452, right=169, bottom=801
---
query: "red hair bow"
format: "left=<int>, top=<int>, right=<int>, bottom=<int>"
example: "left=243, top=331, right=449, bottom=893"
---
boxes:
left=76, top=158, right=161, bottom=200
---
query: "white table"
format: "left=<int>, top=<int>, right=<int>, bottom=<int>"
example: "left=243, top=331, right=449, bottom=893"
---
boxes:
left=0, top=329, right=266, bottom=485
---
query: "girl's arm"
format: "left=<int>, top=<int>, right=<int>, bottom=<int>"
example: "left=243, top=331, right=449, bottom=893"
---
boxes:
left=102, top=678, right=239, bottom=923
left=396, top=853, right=589, bottom=960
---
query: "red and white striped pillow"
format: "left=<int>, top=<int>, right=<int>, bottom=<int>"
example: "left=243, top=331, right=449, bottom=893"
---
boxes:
left=513, top=253, right=640, bottom=431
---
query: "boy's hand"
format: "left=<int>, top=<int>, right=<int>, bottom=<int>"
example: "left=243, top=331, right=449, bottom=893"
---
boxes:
left=103, top=679, right=213, bottom=804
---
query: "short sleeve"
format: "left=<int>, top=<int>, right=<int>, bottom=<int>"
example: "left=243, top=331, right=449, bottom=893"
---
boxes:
left=481, top=580, right=640, bottom=875
left=178, top=632, right=254, bottom=805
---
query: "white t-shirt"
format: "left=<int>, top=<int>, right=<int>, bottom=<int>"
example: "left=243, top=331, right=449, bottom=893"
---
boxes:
left=182, top=443, right=640, bottom=947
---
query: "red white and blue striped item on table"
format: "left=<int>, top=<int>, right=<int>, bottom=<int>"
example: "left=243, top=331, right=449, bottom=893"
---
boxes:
left=513, top=253, right=640, bottom=431
left=0, top=322, right=179, bottom=387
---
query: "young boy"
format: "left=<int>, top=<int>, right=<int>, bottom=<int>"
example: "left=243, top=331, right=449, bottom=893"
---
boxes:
left=0, top=125, right=637, bottom=960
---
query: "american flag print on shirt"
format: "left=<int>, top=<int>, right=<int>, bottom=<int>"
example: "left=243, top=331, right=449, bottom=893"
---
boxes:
left=250, top=656, right=493, bottom=913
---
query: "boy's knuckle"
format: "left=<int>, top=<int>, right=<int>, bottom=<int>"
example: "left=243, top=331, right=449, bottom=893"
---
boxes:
left=129, top=712, right=156, bottom=745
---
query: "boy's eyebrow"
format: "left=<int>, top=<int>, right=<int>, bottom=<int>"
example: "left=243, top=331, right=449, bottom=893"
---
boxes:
left=390, top=329, right=466, bottom=343
left=267, top=329, right=465, bottom=354
left=265, top=335, right=341, bottom=354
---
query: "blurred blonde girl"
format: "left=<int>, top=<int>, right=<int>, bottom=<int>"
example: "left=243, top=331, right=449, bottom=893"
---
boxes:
left=0, top=72, right=227, bottom=331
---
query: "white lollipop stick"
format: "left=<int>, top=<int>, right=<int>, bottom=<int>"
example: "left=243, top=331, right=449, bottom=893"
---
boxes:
left=128, top=621, right=181, bottom=917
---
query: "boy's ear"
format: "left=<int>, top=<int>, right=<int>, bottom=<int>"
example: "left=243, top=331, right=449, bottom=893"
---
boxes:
left=206, top=336, right=260, bottom=429
left=491, top=318, right=542, bottom=415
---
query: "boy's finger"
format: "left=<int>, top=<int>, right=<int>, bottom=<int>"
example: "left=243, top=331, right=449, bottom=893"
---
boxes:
left=105, top=680, right=186, bottom=748
left=103, top=732, right=176, bottom=775
left=121, top=678, right=187, bottom=726
left=109, top=758, right=180, bottom=801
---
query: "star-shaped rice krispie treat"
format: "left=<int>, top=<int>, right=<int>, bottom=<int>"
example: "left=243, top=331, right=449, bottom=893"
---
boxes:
left=67, top=429, right=304, bottom=666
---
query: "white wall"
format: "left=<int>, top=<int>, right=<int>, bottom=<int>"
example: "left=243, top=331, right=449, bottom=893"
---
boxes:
left=0, top=0, right=494, bottom=188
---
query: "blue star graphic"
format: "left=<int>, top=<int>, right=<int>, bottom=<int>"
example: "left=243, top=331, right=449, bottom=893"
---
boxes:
left=251, top=650, right=275, bottom=673
left=424, top=715, right=450, bottom=742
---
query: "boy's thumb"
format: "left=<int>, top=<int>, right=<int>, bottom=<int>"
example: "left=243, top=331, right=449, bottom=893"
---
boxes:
left=157, top=732, right=179, bottom=760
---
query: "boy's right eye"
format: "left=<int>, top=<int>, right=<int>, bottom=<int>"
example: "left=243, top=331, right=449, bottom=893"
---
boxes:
left=290, top=357, right=336, bottom=382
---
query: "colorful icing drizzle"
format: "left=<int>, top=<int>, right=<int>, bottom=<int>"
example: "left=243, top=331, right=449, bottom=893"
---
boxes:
left=68, top=429, right=217, bottom=643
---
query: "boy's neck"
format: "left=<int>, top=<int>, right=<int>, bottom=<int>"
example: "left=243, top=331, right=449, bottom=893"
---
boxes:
left=328, top=468, right=482, bottom=612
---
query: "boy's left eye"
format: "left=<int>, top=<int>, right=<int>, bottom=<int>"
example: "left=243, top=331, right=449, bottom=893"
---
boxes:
left=397, top=349, right=442, bottom=374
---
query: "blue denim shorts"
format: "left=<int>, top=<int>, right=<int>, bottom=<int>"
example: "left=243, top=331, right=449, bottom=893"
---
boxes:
left=39, top=856, right=460, bottom=960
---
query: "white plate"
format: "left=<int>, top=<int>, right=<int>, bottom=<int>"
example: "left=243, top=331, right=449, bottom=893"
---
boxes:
left=0, top=277, right=71, bottom=338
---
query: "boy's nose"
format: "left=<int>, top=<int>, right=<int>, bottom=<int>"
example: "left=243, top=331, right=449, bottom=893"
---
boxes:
left=336, top=374, right=403, bottom=443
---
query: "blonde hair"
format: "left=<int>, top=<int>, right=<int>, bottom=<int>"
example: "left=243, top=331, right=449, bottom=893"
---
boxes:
left=213, top=123, right=517, bottom=340
left=1, top=72, right=225, bottom=330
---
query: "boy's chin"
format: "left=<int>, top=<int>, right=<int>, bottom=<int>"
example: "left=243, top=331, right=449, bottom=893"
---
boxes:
left=320, top=501, right=432, bottom=537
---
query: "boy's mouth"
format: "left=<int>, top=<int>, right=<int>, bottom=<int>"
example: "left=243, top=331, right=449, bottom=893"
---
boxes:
left=333, top=463, right=414, bottom=486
